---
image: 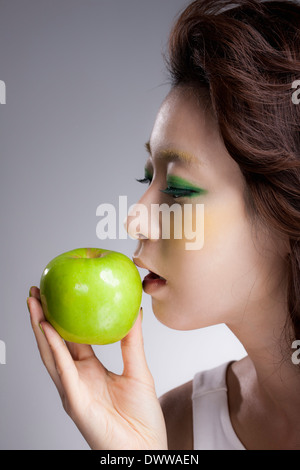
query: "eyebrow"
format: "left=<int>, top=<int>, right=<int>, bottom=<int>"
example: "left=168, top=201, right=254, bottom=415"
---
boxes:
left=144, top=141, right=200, bottom=164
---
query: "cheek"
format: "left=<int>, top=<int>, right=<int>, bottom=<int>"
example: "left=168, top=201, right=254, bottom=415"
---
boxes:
left=205, top=200, right=246, bottom=248
left=163, top=202, right=205, bottom=252
left=166, top=198, right=246, bottom=256
left=195, top=203, right=261, bottom=299
left=157, top=201, right=263, bottom=329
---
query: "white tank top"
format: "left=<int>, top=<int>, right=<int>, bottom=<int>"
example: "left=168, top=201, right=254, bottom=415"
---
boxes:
left=192, top=361, right=246, bottom=450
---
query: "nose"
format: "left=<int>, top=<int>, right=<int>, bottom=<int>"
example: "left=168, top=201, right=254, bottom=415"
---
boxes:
left=124, top=190, right=160, bottom=241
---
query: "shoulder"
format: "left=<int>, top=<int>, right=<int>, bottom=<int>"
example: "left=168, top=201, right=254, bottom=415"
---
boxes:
left=159, top=379, right=193, bottom=450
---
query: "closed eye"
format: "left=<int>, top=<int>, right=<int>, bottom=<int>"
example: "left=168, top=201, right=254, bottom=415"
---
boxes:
left=160, top=187, right=201, bottom=199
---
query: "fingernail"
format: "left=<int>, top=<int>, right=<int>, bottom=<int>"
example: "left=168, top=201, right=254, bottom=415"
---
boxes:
left=29, top=287, right=32, bottom=297
left=39, top=323, right=45, bottom=336
left=26, top=298, right=30, bottom=313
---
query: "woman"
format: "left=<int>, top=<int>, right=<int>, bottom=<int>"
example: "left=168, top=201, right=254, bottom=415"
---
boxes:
left=27, top=0, right=300, bottom=450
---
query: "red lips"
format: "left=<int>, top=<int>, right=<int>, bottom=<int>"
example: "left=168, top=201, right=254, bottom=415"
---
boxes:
left=133, top=258, right=167, bottom=293
left=142, top=271, right=167, bottom=293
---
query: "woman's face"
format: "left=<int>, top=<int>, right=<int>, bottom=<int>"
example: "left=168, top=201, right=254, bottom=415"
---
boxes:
left=126, top=86, right=287, bottom=331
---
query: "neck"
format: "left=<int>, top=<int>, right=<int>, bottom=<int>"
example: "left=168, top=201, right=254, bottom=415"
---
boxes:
left=227, top=291, right=300, bottom=419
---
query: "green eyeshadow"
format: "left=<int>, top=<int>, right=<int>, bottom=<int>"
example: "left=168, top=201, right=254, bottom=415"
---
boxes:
left=163, top=175, right=207, bottom=198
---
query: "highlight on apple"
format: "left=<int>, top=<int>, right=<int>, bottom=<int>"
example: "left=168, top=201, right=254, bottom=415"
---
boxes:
left=95, top=195, right=205, bottom=251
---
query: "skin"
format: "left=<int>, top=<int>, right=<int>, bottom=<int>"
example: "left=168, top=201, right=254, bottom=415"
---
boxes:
left=28, top=290, right=168, bottom=450
left=28, top=84, right=300, bottom=450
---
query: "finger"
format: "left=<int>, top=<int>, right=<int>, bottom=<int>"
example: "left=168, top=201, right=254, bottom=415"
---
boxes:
left=28, top=295, right=45, bottom=323
left=121, top=308, right=154, bottom=384
left=28, top=296, right=63, bottom=395
left=29, top=286, right=40, bottom=300
left=65, top=341, right=96, bottom=361
left=29, top=288, right=95, bottom=361
left=40, top=321, right=79, bottom=396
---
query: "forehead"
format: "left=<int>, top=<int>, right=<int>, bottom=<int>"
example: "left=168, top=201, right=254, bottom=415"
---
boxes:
left=149, top=86, right=244, bottom=188
left=150, top=87, right=221, bottom=162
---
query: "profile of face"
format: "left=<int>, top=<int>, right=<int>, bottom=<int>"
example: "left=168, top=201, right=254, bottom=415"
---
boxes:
left=126, top=86, right=287, bottom=332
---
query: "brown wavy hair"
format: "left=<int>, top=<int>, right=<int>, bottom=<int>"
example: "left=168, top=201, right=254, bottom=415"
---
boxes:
left=164, top=0, right=300, bottom=342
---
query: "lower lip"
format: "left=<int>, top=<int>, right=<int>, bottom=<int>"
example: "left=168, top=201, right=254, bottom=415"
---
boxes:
left=142, top=272, right=167, bottom=294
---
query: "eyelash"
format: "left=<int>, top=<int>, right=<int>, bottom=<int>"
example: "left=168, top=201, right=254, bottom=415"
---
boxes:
left=160, top=187, right=200, bottom=199
left=135, top=177, right=152, bottom=185
left=135, top=177, right=198, bottom=199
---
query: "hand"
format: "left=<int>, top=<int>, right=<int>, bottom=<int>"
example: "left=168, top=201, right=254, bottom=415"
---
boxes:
left=27, top=287, right=168, bottom=450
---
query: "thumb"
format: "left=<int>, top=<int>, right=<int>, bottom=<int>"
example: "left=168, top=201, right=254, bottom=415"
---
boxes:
left=120, top=307, right=153, bottom=384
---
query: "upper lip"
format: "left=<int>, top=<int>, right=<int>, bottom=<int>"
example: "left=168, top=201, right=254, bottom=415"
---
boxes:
left=133, top=257, right=166, bottom=280
left=133, top=258, right=148, bottom=270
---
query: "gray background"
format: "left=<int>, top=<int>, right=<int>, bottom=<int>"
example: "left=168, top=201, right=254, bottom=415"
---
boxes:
left=0, top=0, right=246, bottom=449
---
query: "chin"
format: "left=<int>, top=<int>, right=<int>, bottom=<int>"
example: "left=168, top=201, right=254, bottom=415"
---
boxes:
left=151, top=300, right=195, bottom=331
left=151, top=299, right=223, bottom=331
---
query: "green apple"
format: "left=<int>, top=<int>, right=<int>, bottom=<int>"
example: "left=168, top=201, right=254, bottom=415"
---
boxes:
left=39, top=248, right=142, bottom=345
